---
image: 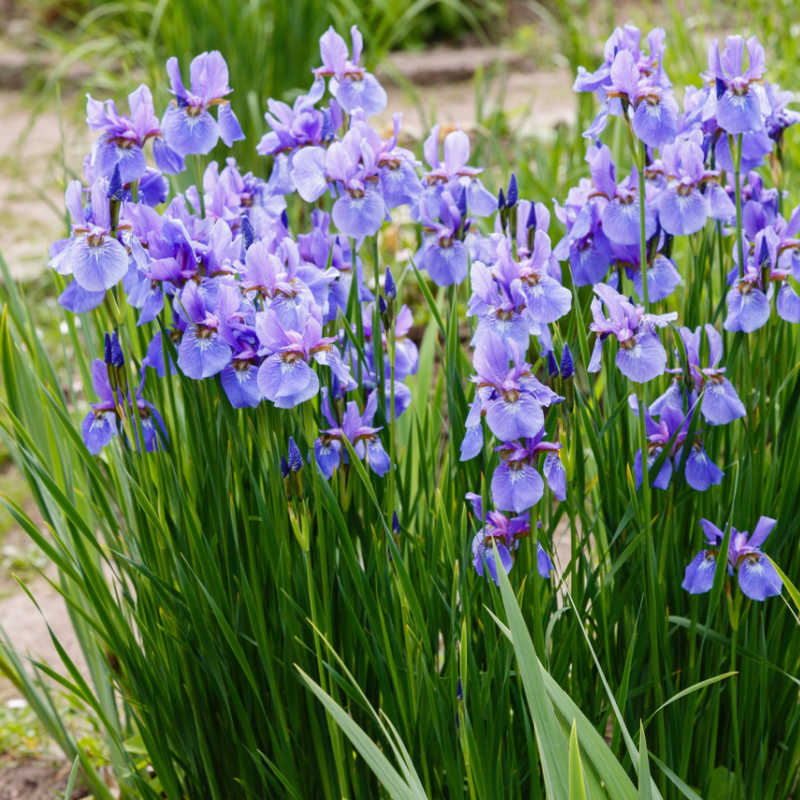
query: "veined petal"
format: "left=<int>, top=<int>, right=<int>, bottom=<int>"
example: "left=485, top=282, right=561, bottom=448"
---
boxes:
left=702, top=378, right=746, bottom=424
left=616, top=331, right=667, bottom=383
left=491, top=461, right=544, bottom=513
left=332, top=187, right=385, bottom=238
left=738, top=554, right=782, bottom=600
left=71, top=236, right=129, bottom=292
left=177, top=326, right=232, bottom=379
left=258, top=355, right=319, bottom=408
left=162, top=106, right=218, bottom=156
left=682, top=550, right=716, bottom=594
left=485, top=393, right=544, bottom=441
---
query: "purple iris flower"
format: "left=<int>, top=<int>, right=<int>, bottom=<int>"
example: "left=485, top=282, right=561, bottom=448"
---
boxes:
left=50, top=178, right=129, bottom=293
left=706, top=36, right=767, bottom=134
left=651, top=129, right=735, bottom=235
left=417, top=188, right=469, bottom=286
left=420, top=125, right=496, bottom=217
left=724, top=226, right=800, bottom=332
left=465, top=492, right=552, bottom=585
left=462, top=333, right=561, bottom=456
left=671, top=324, right=746, bottom=425
left=574, top=26, right=678, bottom=148
left=87, top=85, right=184, bottom=182
left=683, top=517, right=782, bottom=601
left=219, top=333, right=263, bottom=409
left=292, top=126, right=387, bottom=238
left=588, top=283, right=677, bottom=382
left=241, top=239, right=328, bottom=330
left=314, top=26, right=387, bottom=117
left=256, top=307, right=354, bottom=408
left=609, top=239, right=682, bottom=303
left=602, top=171, right=658, bottom=247
left=466, top=503, right=529, bottom=586
left=763, top=82, right=800, bottom=144
left=257, top=78, right=329, bottom=154
left=490, top=433, right=566, bottom=513
left=314, top=389, right=390, bottom=478
left=631, top=392, right=723, bottom=492
left=161, top=51, right=245, bottom=157
left=176, top=280, right=241, bottom=379
left=502, top=230, right=572, bottom=325
left=467, top=259, right=531, bottom=351
left=81, top=358, right=166, bottom=455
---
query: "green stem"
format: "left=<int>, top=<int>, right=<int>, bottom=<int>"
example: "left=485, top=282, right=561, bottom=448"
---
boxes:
left=734, top=134, right=744, bottom=278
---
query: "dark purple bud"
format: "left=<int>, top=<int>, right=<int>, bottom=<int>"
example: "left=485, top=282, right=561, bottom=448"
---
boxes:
left=715, top=77, right=726, bottom=101
left=392, top=510, right=399, bottom=532
left=456, top=677, right=463, bottom=700
left=280, top=456, right=290, bottom=478
left=455, top=186, right=468, bottom=218
left=758, top=236, right=770, bottom=267
left=287, top=436, right=303, bottom=472
left=547, top=350, right=559, bottom=377
left=280, top=209, right=289, bottom=230
left=560, top=344, right=574, bottom=378
left=379, top=295, right=388, bottom=315
left=506, top=173, right=518, bottom=207
left=321, top=110, right=335, bottom=142
left=241, top=215, right=255, bottom=251
left=526, top=202, right=537, bottom=231
left=107, top=164, right=123, bottom=201
left=497, top=187, right=506, bottom=210
left=104, top=331, right=124, bottom=368
left=384, top=266, right=396, bottom=300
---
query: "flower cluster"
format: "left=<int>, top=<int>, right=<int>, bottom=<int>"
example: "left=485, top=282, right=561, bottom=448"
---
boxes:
left=53, top=32, right=423, bottom=489
left=50, top=22, right=795, bottom=596
left=458, top=182, right=571, bottom=583
left=570, top=27, right=794, bottom=570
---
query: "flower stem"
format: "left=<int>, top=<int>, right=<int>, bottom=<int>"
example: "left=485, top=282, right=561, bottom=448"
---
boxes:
left=734, top=133, right=745, bottom=278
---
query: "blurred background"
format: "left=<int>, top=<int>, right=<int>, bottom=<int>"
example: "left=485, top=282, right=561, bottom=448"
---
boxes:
left=1, top=0, right=795, bottom=282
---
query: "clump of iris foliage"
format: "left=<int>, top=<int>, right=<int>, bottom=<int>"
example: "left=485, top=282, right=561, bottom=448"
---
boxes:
left=2, top=21, right=800, bottom=800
